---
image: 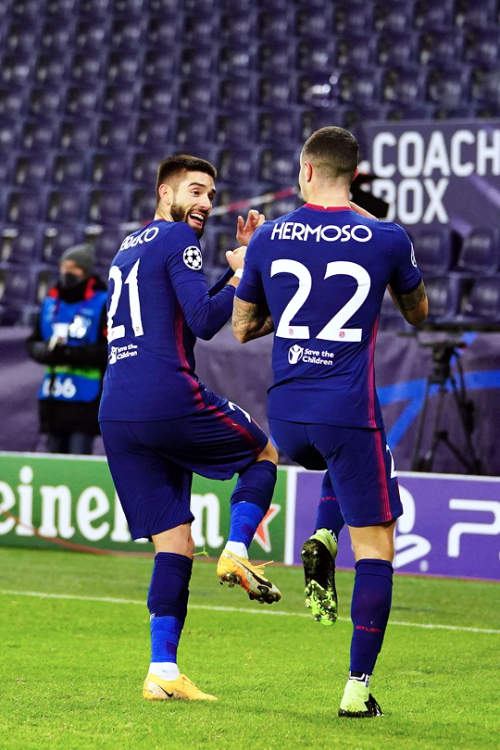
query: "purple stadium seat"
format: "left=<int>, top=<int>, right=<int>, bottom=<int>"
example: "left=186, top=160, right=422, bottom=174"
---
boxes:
left=219, top=45, right=257, bottom=76
left=296, top=40, right=336, bottom=73
left=1, top=55, right=35, bottom=88
left=259, top=11, right=295, bottom=41
left=0, top=268, right=34, bottom=306
left=216, top=113, right=257, bottom=146
left=336, top=34, right=378, bottom=68
left=387, top=103, right=436, bottom=120
left=181, top=46, right=216, bottom=78
left=130, top=189, right=157, bottom=223
left=92, top=152, right=131, bottom=184
left=259, top=75, right=296, bottom=110
left=36, top=53, right=71, bottom=86
left=176, top=113, right=216, bottom=148
left=80, top=0, right=112, bottom=17
left=457, top=228, right=500, bottom=275
left=410, top=227, right=454, bottom=274
left=41, top=23, right=75, bottom=55
left=462, top=276, right=500, bottom=322
left=424, top=275, right=463, bottom=322
left=42, top=225, right=86, bottom=264
left=141, top=84, right=178, bottom=115
left=374, top=1, right=415, bottom=31
left=1, top=226, right=41, bottom=264
left=98, top=117, right=135, bottom=150
left=179, top=79, right=216, bottom=111
left=75, top=21, right=111, bottom=51
left=30, top=87, right=65, bottom=118
left=115, top=0, right=147, bottom=15
left=296, top=7, right=334, bottom=38
left=218, top=149, right=259, bottom=184
left=143, top=51, right=176, bottom=81
left=14, top=155, right=53, bottom=187
left=11, top=0, right=41, bottom=21
left=88, top=189, right=129, bottom=224
left=301, top=108, right=349, bottom=139
left=93, top=228, right=125, bottom=270
left=46, top=0, right=79, bottom=16
left=339, top=68, right=382, bottom=105
left=221, top=0, right=252, bottom=10
left=111, top=18, right=148, bottom=49
left=219, top=75, right=256, bottom=111
left=455, top=0, right=498, bottom=29
left=465, top=29, right=500, bottom=66
left=0, top=153, right=14, bottom=184
left=71, top=51, right=107, bottom=84
left=0, top=118, right=20, bottom=151
left=334, top=2, right=374, bottom=34
left=420, top=32, right=465, bottom=66
left=6, top=22, right=39, bottom=55
left=103, top=85, right=141, bottom=115
left=135, top=115, right=175, bottom=148
left=149, top=0, right=182, bottom=12
left=299, top=73, right=339, bottom=108
left=184, top=14, right=220, bottom=44
left=472, top=68, right=500, bottom=107
left=435, top=104, right=477, bottom=119
left=148, top=17, right=183, bottom=49
left=265, top=193, right=302, bottom=221
left=59, top=118, right=96, bottom=150
left=221, top=12, right=258, bottom=43
left=414, top=0, right=455, bottom=30
left=186, top=0, right=217, bottom=10
left=260, top=149, right=301, bottom=186
left=0, top=88, right=27, bottom=117
left=47, top=190, right=87, bottom=224
left=66, top=85, right=102, bottom=117
left=383, top=66, right=428, bottom=105
left=258, top=111, right=303, bottom=146
left=259, top=42, right=294, bottom=75
left=132, top=151, right=165, bottom=185
left=427, top=66, right=471, bottom=107
left=378, top=31, right=419, bottom=66
left=7, top=190, right=46, bottom=223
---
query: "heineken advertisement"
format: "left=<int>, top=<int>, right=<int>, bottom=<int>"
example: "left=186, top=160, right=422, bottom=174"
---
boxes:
left=0, top=453, right=500, bottom=581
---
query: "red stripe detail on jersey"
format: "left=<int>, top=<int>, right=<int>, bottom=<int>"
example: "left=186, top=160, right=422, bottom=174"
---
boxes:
left=374, top=429, right=392, bottom=522
left=174, top=302, right=204, bottom=411
left=367, top=316, right=379, bottom=428
left=206, top=403, right=262, bottom=457
left=304, top=203, right=351, bottom=211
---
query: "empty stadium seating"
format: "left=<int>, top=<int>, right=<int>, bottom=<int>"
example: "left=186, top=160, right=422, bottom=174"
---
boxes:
left=1, top=0, right=500, bottom=326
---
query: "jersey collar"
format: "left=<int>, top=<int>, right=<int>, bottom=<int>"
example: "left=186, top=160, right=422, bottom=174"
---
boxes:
left=304, top=203, right=351, bottom=211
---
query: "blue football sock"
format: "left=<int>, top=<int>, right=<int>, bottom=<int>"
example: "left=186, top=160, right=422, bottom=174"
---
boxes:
left=315, top=471, right=345, bottom=540
left=349, top=558, right=393, bottom=675
left=228, top=460, right=277, bottom=549
left=147, top=552, right=193, bottom=664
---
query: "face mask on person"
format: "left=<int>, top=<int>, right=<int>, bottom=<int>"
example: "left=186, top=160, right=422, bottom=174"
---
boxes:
left=59, top=272, right=84, bottom=289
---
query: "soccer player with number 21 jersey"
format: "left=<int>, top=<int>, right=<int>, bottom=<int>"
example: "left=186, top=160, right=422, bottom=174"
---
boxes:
left=233, top=127, right=428, bottom=717
left=99, top=155, right=281, bottom=701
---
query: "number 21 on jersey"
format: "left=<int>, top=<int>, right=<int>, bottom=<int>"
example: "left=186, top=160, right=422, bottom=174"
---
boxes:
left=107, top=260, right=144, bottom=343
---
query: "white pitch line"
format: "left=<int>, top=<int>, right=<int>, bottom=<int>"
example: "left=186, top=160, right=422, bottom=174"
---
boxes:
left=1, top=589, right=499, bottom=635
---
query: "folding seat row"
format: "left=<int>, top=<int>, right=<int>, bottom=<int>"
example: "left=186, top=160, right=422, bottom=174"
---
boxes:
left=411, top=227, right=500, bottom=276
left=0, top=188, right=131, bottom=225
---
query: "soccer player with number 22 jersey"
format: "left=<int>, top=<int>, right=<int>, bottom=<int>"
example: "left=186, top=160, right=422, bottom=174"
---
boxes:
left=233, top=127, right=428, bottom=717
left=99, top=155, right=280, bottom=702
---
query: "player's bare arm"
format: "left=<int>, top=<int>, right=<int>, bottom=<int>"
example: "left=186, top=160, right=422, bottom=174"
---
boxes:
left=232, top=297, right=274, bottom=343
left=388, top=280, right=428, bottom=326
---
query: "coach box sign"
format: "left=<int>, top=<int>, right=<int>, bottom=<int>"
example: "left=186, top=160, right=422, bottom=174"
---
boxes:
left=0, top=453, right=286, bottom=561
left=364, top=120, right=500, bottom=234
left=293, top=469, right=500, bottom=582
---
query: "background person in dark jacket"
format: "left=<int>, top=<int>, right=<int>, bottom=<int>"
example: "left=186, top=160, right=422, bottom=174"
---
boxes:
left=26, top=243, right=108, bottom=455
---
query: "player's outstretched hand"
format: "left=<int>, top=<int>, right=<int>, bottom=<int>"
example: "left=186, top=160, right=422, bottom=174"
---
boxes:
left=226, top=245, right=246, bottom=272
left=236, top=209, right=265, bottom=247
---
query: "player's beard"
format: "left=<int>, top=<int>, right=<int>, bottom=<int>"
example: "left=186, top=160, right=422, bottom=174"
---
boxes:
left=170, top=200, right=206, bottom=238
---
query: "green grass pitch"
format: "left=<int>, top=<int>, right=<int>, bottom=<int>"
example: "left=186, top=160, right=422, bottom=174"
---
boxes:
left=0, top=547, right=499, bottom=750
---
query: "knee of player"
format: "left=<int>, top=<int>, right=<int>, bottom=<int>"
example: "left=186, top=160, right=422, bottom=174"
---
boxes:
left=257, top=439, right=279, bottom=465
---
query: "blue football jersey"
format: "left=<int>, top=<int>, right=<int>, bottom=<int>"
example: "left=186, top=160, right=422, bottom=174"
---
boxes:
left=236, top=204, right=422, bottom=428
left=99, top=219, right=235, bottom=422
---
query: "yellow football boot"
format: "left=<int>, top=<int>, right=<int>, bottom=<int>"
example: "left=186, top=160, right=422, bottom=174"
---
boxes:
left=216, top=549, right=281, bottom=603
left=143, top=673, right=217, bottom=701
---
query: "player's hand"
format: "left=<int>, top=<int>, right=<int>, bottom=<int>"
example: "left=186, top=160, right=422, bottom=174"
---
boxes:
left=226, top=245, right=246, bottom=272
left=236, top=209, right=265, bottom=247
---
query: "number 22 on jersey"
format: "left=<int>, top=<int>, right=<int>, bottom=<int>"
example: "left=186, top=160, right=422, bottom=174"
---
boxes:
left=271, top=259, right=371, bottom=342
left=107, top=259, right=144, bottom=343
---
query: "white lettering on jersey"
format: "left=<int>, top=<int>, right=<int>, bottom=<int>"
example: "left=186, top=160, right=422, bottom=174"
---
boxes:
left=270, top=222, right=372, bottom=243
left=119, top=226, right=159, bottom=251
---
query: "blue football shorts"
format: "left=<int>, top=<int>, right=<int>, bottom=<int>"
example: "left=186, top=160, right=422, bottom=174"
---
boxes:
left=269, top=419, right=402, bottom=527
left=101, top=392, right=269, bottom=540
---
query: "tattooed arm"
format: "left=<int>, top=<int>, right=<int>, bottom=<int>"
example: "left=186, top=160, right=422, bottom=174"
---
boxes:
left=232, top=296, right=274, bottom=343
left=388, top=279, right=428, bottom=326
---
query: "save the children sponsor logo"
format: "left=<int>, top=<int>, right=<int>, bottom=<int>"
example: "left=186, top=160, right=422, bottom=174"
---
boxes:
left=108, top=343, right=138, bottom=364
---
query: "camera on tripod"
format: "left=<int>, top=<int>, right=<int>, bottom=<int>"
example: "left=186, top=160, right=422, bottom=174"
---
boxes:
left=411, top=337, right=482, bottom=474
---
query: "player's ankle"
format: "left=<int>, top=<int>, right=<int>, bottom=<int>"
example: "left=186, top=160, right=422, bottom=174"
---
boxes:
left=225, top=541, right=249, bottom=558
left=149, top=662, right=180, bottom=681
left=348, top=670, right=371, bottom=688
